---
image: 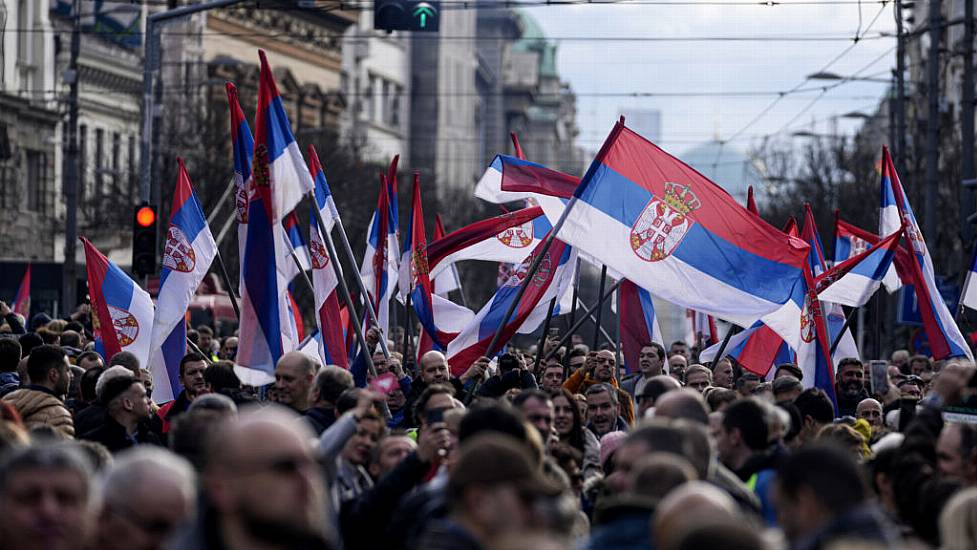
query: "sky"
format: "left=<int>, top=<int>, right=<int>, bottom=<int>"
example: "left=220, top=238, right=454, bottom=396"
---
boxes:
left=521, top=1, right=898, bottom=160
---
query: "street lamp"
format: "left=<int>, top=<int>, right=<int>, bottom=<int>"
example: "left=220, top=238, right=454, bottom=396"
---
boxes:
left=806, top=71, right=891, bottom=84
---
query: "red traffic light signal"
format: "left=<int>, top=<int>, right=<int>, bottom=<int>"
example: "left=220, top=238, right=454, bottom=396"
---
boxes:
left=135, top=205, right=157, bottom=227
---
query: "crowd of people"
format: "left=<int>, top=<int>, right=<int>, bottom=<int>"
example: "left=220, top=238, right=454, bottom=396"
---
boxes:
left=1, top=297, right=976, bottom=550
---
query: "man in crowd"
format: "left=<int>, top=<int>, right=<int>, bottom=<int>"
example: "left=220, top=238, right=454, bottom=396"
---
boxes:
left=669, top=340, right=690, bottom=361
left=540, top=359, right=566, bottom=393
left=76, top=350, right=104, bottom=371
left=196, top=325, right=218, bottom=360
left=684, top=364, right=713, bottom=393
left=715, top=399, right=781, bottom=522
left=667, top=354, right=688, bottom=382
left=368, top=432, right=417, bottom=480
left=80, top=372, right=159, bottom=453
left=635, top=375, right=681, bottom=418
left=711, top=357, right=734, bottom=389
left=856, top=398, right=885, bottom=432
left=406, top=351, right=483, bottom=420
left=0, top=443, right=96, bottom=550
left=94, top=447, right=197, bottom=550
left=564, top=349, right=634, bottom=424
left=936, top=422, right=977, bottom=485
left=174, top=407, right=332, bottom=549
left=776, top=446, right=897, bottom=548
left=416, top=433, right=561, bottom=549
left=157, top=352, right=209, bottom=434
left=621, top=342, right=666, bottom=398
left=585, top=383, right=628, bottom=437
left=792, top=388, right=835, bottom=448
left=219, top=336, right=238, bottom=361
left=835, top=358, right=870, bottom=417
left=2, top=344, right=73, bottom=437
left=735, top=372, right=761, bottom=398
left=274, top=351, right=319, bottom=413
left=306, top=365, right=355, bottom=435
left=513, top=389, right=555, bottom=441
left=773, top=375, right=803, bottom=403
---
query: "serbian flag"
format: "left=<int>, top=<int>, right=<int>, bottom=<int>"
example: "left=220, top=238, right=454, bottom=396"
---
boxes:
left=700, top=322, right=794, bottom=377
left=801, top=205, right=859, bottom=363
left=82, top=238, right=154, bottom=367
left=795, top=273, right=839, bottom=408
left=558, top=121, right=810, bottom=341
left=879, top=146, right=973, bottom=360
left=11, top=264, right=30, bottom=319
left=447, top=236, right=578, bottom=376
left=236, top=50, right=315, bottom=384
left=475, top=154, right=579, bottom=204
left=309, top=205, right=347, bottom=367
left=818, top=226, right=904, bottom=308
left=405, top=176, right=474, bottom=351
left=835, top=215, right=906, bottom=292
left=282, top=212, right=311, bottom=280
left=426, top=206, right=546, bottom=280
left=225, top=82, right=253, bottom=297
left=433, top=215, right=461, bottom=297
left=619, top=279, right=664, bottom=373
left=686, top=310, right=718, bottom=348
left=308, top=144, right=340, bottom=231
left=359, top=176, right=398, bottom=337
left=149, top=159, right=217, bottom=402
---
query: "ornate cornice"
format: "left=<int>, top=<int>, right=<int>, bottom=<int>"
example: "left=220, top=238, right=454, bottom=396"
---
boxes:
left=208, top=8, right=352, bottom=73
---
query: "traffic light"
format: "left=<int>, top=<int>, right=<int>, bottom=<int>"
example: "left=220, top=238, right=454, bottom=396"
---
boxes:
left=132, top=203, right=158, bottom=278
left=374, top=1, right=440, bottom=32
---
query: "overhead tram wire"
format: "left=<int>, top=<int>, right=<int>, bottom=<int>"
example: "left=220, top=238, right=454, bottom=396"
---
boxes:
left=717, top=1, right=891, bottom=150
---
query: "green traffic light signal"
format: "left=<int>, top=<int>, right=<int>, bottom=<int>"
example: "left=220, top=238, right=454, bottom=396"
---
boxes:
left=413, top=3, right=435, bottom=28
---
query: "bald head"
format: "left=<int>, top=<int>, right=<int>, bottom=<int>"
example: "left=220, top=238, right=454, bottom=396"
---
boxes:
left=654, top=389, right=710, bottom=425
left=653, top=481, right=740, bottom=549
left=205, top=407, right=327, bottom=543
left=98, top=448, right=196, bottom=550
left=419, top=351, right=450, bottom=384
left=274, top=352, right=320, bottom=412
left=855, top=398, right=883, bottom=429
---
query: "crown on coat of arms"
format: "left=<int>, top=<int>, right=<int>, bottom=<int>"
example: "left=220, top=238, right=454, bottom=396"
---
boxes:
left=662, top=182, right=701, bottom=215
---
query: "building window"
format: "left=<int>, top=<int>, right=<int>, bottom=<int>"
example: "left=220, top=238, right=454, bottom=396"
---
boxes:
left=364, top=76, right=375, bottom=122
left=128, top=135, right=136, bottom=200
left=112, top=132, right=121, bottom=194
left=94, top=128, right=104, bottom=199
left=78, top=124, right=88, bottom=204
left=390, top=85, right=402, bottom=129
left=25, top=150, right=47, bottom=214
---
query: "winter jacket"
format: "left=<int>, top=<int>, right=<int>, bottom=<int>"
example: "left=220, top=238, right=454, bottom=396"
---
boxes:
left=157, top=390, right=193, bottom=434
left=80, top=414, right=162, bottom=453
left=2, top=385, right=74, bottom=438
left=306, top=405, right=338, bottom=436
left=0, top=371, right=20, bottom=397
left=412, top=518, right=482, bottom=550
left=586, top=496, right=657, bottom=550
left=792, top=503, right=898, bottom=550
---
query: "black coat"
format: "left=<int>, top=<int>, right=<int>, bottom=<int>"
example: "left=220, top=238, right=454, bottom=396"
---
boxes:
left=80, top=415, right=162, bottom=454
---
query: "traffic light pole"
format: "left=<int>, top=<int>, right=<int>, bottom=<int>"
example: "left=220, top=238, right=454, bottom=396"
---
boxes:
left=62, top=0, right=82, bottom=314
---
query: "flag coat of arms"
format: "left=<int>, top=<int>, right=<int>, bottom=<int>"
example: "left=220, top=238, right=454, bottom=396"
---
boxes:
left=447, top=236, right=577, bottom=376
left=879, top=147, right=972, bottom=360
left=236, top=50, right=315, bottom=384
left=11, top=264, right=30, bottom=319
left=149, top=159, right=217, bottom=402
left=558, top=121, right=810, bottom=340
left=618, top=279, right=665, bottom=373
left=82, top=238, right=154, bottom=367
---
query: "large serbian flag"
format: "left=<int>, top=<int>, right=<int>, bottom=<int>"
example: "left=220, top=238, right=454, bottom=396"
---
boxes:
left=82, top=237, right=154, bottom=367
left=11, top=264, right=30, bottom=319
left=878, top=146, right=973, bottom=360
left=447, top=236, right=577, bottom=376
left=149, top=159, right=217, bottom=403
left=699, top=322, right=794, bottom=377
left=557, top=120, right=810, bottom=342
left=236, top=50, right=315, bottom=384
left=618, top=279, right=665, bottom=374
left=309, top=207, right=347, bottom=368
